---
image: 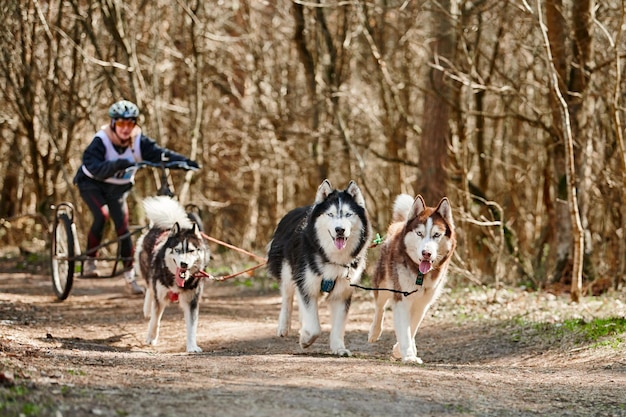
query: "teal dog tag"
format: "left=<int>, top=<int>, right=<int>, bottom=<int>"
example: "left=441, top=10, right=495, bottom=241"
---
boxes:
left=321, top=279, right=335, bottom=293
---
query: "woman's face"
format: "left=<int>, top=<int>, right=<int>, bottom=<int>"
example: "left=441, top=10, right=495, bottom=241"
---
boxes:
left=112, top=118, right=136, bottom=146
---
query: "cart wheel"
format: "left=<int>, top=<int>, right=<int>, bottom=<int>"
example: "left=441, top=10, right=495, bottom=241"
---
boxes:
left=50, top=212, right=75, bottom=300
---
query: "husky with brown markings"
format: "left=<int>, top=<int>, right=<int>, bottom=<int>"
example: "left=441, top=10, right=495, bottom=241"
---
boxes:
left=368, top=194, right=456, bottom=363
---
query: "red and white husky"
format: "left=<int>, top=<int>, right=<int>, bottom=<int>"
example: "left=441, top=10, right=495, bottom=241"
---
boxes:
left=368, top=194, right=456, bottom=363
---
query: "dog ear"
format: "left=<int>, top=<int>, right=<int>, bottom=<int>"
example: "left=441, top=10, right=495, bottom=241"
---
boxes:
left=315, top=179, right=334, bottom=204
left=345, top=181, right=366, bottom=207
left=191, top=222, right=204, bottom=239
left=436, top=197, right=454, bottom=227
left=407, top=195, right=426, bottom=220
left=169, top=222, right=180, bottom=237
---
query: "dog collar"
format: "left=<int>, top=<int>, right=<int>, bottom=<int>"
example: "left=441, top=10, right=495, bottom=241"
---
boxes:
left=402, top=258, right=426, bottom=286
left=327, top=260, right=360, bottom=270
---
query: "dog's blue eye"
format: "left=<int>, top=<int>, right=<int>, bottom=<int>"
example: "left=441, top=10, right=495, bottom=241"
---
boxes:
left=345, top=212, right=352, bottom=218
left=433, top=232, right=441, bottom=238
left=417, top=231, right=424, bottom=237
left=327, top=213, right=334, bottom=218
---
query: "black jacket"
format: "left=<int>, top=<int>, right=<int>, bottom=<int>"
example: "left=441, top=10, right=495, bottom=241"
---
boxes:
left=74, top=133, right=188, bottom=186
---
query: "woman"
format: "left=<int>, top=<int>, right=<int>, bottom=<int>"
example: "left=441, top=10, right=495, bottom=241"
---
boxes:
left=73, top=100, right=199, bottom=295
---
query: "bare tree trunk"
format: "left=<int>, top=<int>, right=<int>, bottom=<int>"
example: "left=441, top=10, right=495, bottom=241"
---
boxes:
left=0, top=136, right=20, bottom=217
left=537, top=0, right=585, bottom=302
left=357, top=3, right=408, bottom=218
left=292, top=3, right=325, bottom=186
left=605, top=1, right=626, bottom=289
left=544, top=0, right=571, bottom=286
left=417, top=0, right=455, bottom=202
left=569, top=0, right=595, bottom=285
left=178, top=0, right=204, bottom=206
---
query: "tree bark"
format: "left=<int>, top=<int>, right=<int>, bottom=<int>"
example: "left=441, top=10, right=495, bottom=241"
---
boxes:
left=417, top=0, right=455, bottom=203
left=607, top=1, right=626, bottom=288
left=539, top=0, right=585, bottom=302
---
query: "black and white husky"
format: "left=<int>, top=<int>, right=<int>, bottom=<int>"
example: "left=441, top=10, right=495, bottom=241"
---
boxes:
left=135, top=196, right=210, bottom=353
left=267, top=179, right=372, bottom=356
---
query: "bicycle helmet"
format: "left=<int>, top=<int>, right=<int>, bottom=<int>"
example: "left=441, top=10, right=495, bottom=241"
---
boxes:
left=108, top=100, right=139, bottom=119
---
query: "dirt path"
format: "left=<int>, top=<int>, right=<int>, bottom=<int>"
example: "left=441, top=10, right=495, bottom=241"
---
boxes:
left=1, top=267, right=626, bottom=417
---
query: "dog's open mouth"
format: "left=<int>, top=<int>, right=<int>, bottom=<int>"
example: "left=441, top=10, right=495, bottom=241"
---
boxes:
left=175, top=267, right=189, bottom=288
left=419, top=261, right=433, bottom=274
left=334, top=236, right=348, bottom=250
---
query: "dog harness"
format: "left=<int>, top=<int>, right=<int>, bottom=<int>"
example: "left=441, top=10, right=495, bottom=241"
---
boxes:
left=349, top=260, right=429, bottom=297
left=321, top=259, right=361, bottom=293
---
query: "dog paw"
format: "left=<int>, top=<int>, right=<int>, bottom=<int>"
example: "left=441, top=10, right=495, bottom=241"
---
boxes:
left=146, top=338, right=158, bottom=346
left=368, top=322, right=383, bottom=342
left=187, top=345, right=203, bottom=353
left=332, top=347, right=352, bottom=357
left=299, top=329, right=319, bottom=349
left=277, top=326, right=289, bottom=337
left=392, top=343, right=402, bottom=359
left=402, top=355, right=423, bottom=364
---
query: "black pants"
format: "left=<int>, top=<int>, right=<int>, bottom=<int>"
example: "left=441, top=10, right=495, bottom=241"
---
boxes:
left=77, top=179, right=133, bottom=269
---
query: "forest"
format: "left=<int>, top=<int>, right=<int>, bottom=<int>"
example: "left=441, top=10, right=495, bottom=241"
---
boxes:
left=0, top=0, right=625, bottom=298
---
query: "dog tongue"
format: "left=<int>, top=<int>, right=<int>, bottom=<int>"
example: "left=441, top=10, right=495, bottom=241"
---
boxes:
left=175, top=268, right=186, bottom=288
left=334, top=237, right=347, bottom=250
left=419, top=261, right=432, bottom=274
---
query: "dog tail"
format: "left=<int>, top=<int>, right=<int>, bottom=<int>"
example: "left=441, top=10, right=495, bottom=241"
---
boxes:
left=142, top=196, right=193, bottom=229
left=392, top=194, right=415, bottom=223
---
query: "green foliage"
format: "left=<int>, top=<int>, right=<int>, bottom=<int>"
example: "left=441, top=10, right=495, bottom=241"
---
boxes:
left=234, top=277, right=254, bottom=288
left=526, top=317, right=626, bottom=349
left=0, top=384, right=43, bottom=417
left=561, top=317, right=626, bottom=342
left=67, top=368, right=85, bottom=376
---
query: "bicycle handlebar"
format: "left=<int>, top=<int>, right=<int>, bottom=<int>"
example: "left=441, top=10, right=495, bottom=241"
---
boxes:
left=129, top=160, right=200, bottom=173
